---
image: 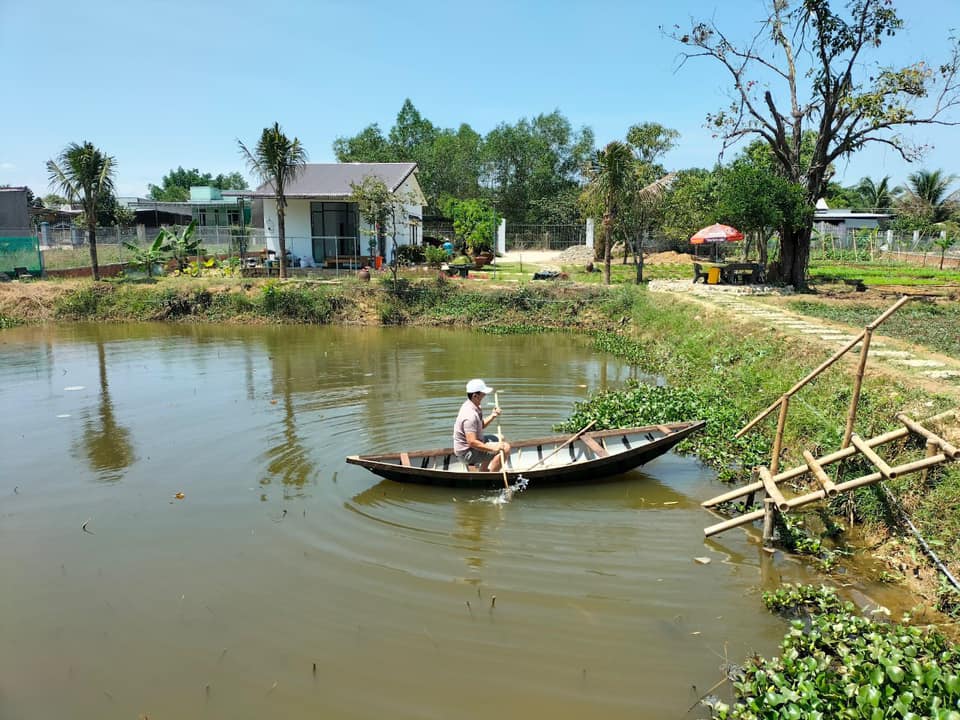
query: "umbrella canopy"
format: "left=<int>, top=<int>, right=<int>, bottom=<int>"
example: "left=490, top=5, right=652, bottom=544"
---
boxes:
left=690, top=223, right=744, bottom=244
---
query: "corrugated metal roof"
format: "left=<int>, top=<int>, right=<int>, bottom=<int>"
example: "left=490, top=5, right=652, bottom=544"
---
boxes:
left=250, top=163, right=417, bottom=198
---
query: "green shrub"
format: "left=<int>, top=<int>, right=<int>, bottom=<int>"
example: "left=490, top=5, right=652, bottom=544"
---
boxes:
left=395, top=244, right=425, bottom=265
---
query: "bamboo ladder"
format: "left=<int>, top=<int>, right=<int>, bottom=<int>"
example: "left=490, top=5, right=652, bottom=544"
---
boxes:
left=700, top=295, right=959, bottom=541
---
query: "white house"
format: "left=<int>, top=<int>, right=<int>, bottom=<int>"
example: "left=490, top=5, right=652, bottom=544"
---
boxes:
left=251, top=163, right=425, bottom=267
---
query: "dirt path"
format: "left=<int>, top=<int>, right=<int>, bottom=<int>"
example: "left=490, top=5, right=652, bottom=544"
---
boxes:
left=660, top=287, right=960, bottom=402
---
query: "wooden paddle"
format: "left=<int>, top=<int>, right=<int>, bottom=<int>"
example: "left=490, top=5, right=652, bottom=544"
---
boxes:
left=494, top=392, right=510, bottom=491
left=525, top=420, right=597, bottom=472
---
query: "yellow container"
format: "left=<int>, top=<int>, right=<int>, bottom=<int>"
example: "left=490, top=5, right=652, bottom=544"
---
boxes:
left=707, top=267, right=721, bottom=284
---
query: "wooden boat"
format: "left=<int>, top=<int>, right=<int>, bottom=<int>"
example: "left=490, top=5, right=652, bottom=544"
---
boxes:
left=346, top=420, right=705, bottom=488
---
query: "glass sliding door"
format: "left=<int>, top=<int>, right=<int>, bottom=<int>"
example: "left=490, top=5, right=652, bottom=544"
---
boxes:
left=310, top=202, right=358, bottom=263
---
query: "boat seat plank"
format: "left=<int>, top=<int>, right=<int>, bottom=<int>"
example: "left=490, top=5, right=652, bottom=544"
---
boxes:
left=400, top=452, right=411, bottom=467
left=581, top=435, right=609, bottom=458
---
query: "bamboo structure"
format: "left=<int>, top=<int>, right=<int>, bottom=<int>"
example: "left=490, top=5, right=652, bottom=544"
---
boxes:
left=735, top=296, right=912, bottom=473
left=703, top=411, right=957, bottom=538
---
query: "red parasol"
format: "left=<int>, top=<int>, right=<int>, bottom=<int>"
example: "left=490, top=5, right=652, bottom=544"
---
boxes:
left=690, top=223, right=744, bottom=244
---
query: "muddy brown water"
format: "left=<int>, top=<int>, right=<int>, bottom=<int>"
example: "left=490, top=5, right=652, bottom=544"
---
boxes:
left=0, top=323, right=903, bottom=719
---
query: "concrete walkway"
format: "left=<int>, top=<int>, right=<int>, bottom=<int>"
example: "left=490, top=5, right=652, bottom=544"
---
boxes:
left=680, top=291, right=960, bottom=385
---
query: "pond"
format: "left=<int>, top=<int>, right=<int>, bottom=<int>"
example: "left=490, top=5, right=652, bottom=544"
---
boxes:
left=1, top=323, right=834, bottom=719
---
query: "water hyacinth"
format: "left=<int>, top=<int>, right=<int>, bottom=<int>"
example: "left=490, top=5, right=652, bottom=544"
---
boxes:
left=709, top=584, right=960, bottom=719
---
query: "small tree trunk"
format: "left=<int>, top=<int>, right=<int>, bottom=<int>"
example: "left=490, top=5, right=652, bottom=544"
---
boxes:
left=940, top=250, right=946, bottom=270
left=277, top=201, right=287, bottom=279
left=633, top=231, right=645, bottom=284
left=88, top=221, right=100, bottom=281
left=603, top=216, right=612, bottom=285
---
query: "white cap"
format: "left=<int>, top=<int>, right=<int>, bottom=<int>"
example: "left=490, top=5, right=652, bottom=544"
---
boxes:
left=466, top=379, right=494, bottom=394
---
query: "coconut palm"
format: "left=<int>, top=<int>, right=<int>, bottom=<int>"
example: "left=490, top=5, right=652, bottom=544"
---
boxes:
left=582, top=141, right=635, bottom=285
left=47, top=142, right=116, bottom=280
left=898, top=169, right=958, bottom=226
left=855, top=175, right=899, bottom=212
left=238, top=123, right=307, bottom=278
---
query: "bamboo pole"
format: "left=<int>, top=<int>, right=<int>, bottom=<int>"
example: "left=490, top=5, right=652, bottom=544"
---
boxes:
left=736, top=296, right=911, bottom=439
left=921, top=440, right=938, bottom=483
left=701, top=426, right=910, bottom=507
left=770, top=396, right=789, bottom=474
left=896, top=413, right=960, bottom=459
left=759, top=466, right=789, bottom=511
left=842, top=327, right=873, bottom=448
left=803, top=450, right=838, bottom=497
left=703, top=452, right=947, bottom=537
left=762, top=499, right=776, bottom=547
left=850, top=433, right=896, bottom=478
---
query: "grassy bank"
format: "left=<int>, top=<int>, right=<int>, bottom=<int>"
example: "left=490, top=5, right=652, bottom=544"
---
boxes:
left=3, top=276, right=959, bottom=612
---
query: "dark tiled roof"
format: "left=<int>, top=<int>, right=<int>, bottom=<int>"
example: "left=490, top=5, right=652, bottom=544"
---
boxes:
left=250, top=163, right=417, bottom=198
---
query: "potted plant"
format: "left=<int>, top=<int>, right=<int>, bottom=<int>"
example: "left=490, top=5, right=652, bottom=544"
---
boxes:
left=445, top=198, right=500, bottom=266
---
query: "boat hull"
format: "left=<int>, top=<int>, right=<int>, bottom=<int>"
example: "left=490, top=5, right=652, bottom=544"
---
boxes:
left=346, top=421, right=705, bottom=488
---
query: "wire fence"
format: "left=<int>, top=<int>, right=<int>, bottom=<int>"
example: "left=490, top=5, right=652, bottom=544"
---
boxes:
left=811, top=229, right=960, bottom=266
left=37, top=225, right=270, bottom=271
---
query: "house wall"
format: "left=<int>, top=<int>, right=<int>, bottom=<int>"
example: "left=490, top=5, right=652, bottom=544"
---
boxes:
left=261, top=182, right=424, bottom=263
left=262, top=198, right=314, bottom=261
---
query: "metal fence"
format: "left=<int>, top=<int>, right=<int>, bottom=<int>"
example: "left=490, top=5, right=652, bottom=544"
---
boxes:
left=810, top=229, right=960, bottom=266
left=38, top=225, right=269, bottom=271
left=505, top=224, right=585, bottom=251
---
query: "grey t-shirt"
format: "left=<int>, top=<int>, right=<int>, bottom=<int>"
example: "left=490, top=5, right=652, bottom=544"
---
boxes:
left=453, top=399, right=483, bottom=455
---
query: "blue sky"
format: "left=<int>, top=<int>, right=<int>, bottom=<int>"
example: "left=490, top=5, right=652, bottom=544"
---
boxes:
left=2, top=0, right=958, bottom=197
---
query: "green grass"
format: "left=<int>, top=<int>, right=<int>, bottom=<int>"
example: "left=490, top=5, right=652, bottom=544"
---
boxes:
left=787, top=298, right=960, bottom=357
left=809, top=260, right=960, bottom=287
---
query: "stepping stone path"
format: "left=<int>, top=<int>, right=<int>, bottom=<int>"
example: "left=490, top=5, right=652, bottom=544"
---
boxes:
left=674, top=292, right=960, bottom=387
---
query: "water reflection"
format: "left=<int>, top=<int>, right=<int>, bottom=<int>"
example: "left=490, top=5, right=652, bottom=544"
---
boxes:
left=259, top=350, right=317, bottom=497
left=71, top=339, right=135, bottom=482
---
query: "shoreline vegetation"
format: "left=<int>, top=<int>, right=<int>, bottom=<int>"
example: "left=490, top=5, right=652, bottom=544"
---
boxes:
left=4, top=274, right=960, bottom=710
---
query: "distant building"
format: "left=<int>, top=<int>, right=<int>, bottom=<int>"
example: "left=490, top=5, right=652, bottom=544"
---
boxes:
left=814, top=198, right=892, bottom=239
left=122, top=186, right=253, bottom=229
left=0, top=187, right=30, bottom=236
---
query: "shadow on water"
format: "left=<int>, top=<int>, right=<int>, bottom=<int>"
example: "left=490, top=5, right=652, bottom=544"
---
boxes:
left=71, top=338, right=135, bottom=482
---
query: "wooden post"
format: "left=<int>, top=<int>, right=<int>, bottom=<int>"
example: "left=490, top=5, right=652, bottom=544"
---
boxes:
left=762, top=498, right=776, bottom=547
left=842, top=327, right=872, bottom=449
left=770, top=396, right=789, bottom=475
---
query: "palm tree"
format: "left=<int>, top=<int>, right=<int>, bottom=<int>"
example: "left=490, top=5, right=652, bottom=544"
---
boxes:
left=855, top=175, right=899, bottom=212
left=239, top=123, right=308, bottom=279
left=898, top=169, right=958, bottom=226
left=582, top=141, right=635, bottom=285
left=47, top=142, right=116, bottom=280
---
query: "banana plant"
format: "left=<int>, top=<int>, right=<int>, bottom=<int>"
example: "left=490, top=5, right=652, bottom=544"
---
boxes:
left=157, top=220, right=203, bottom=272
left=122, top=234, right=165, bottom=278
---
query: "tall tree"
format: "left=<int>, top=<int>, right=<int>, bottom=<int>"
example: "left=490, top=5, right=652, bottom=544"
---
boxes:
left=148, top=166, right=247, bottom=201
left=47, top=141, right=116, bottom=280
left=581, top=141, right=635, bottom=285
left=897, top=169, right=958, bottom=227
left=239, top=123, right=308, bottom=279
left=483, top=111, right=594, bottom=224
left=855, top=176, right=899, bottom=212
left=669, top=0, right=960, bottom=288
left=717, top=158, right=809, bottom=268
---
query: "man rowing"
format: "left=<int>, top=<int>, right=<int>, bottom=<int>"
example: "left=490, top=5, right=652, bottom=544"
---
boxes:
left=453, top=379, right=512, bottom=472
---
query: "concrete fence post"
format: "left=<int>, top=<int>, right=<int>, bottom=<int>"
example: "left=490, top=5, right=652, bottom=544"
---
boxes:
left=586, top=218, right=595, bottom=250
left=497, top=218, right=506, bottom=255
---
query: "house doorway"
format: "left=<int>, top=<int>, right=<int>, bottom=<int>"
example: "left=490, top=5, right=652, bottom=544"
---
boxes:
left=310, top=202, right=359, bottom=262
